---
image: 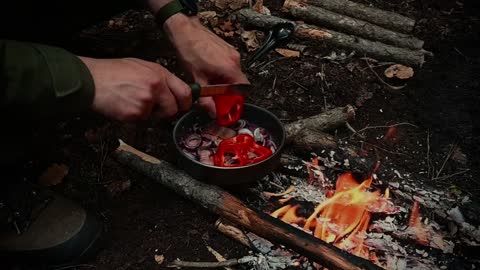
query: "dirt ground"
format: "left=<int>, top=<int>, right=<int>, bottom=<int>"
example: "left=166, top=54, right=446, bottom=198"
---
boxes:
left=7, top=0, right=480, bottom=269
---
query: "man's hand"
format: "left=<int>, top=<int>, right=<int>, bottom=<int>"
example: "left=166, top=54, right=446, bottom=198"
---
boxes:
left=162, top=14, right=250, bottom=117
left=79, top=57, right=192, bottom=122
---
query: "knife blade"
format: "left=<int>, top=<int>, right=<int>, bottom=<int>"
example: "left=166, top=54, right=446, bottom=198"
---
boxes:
left=189, top=83, right=253, bottom=102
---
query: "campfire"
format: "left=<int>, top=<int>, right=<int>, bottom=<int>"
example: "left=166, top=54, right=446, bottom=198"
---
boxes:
left=266, top=160, right=457, bottom=269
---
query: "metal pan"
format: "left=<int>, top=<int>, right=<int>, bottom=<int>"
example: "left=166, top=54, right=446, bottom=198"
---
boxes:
left=172, top=103, right=286, bottom=186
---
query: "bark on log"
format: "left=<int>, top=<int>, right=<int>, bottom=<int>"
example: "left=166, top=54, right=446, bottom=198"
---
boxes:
left=283, top=0, right=423, bottom=50
left=237, top=9, right=427, bottom=66
left=302, top=0, right=416, bottom=33
left=285, top=105, right=355, bottom=141
left=114, top=140, right=383, bottom=270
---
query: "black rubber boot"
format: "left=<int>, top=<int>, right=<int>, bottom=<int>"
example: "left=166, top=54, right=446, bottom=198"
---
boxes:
left=0, top=177, right=104, bottom=268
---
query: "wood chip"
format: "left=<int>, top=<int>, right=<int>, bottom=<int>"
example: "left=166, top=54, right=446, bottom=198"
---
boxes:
left=263, top=185, right=295, bottom=198
left=275, top=48, right=300, bottom=58
left=384, top=64, right=414, bottom=79
left=38, top=163, right=69, bottom=186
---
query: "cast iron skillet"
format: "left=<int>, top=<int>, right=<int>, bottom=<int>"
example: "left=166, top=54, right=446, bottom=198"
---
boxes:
left=172, top=103, right=286, bottom=185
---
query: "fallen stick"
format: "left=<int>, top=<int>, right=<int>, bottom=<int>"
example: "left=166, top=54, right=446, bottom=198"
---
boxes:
left=114, top=140, right=383, bottom=270
left=215, top=219, right=254, bottom=249
left=168, top=256, right=256, bottom=268
left=283, top=0, right=423, bottom=50
left=237, top=9, right=427, bottom=66
left=302, top=0, right=416, bottom=33
left=285, top=105, right=355, bottom=140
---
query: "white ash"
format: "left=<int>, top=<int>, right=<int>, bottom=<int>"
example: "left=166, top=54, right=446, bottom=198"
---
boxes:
left=287, top=177, right=327, bottom=203
left=371, top=216, right=398, bottom=233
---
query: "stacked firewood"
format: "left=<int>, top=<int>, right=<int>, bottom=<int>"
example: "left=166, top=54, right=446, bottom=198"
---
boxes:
left=237, top=0, right=431, bottom=66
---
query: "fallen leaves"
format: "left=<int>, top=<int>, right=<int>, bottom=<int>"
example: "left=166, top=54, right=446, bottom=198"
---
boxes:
left=105, top=179, right=132, bottom=197
left=154, top=254, right=165, bottom=265
left=240, top=30, right=259, bottom=51
left=38, top=163, right=69, bottom=187
left=384, top=64, right=414, bottom=79
left=214, top=20, right=236, bottom=37
left=275, top=48, right=300, bottom=57
left=253, top=0, right=271, bottom=15
left=214, top=0, right=248, bottom=10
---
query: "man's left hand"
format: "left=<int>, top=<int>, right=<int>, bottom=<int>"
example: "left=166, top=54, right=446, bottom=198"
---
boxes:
left=162, top=14, right=250, bottom=117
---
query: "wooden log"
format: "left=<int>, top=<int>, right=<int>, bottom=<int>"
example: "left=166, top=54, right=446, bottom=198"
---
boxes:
left=114, top=140, right=383, bottom=270
left=237, top=9, right=427, bottom=66
left=302, top=0, right=416, bottom=33
left=283, top=0, right=424, bottom=50
left=285, top=105, right=355, bottom=141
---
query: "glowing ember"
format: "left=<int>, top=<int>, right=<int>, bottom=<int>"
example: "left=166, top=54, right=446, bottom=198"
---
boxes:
left=271, top=172, right=390, bottom=259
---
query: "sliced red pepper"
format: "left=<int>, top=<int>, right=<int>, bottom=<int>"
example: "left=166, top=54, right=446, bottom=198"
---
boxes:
left=214, top=134, right=273, bottom=167
left=213, top=94, right=244, bottom=127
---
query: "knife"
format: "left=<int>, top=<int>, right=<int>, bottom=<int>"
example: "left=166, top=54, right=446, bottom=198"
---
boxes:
left=189, top=83, right=253, bottom=102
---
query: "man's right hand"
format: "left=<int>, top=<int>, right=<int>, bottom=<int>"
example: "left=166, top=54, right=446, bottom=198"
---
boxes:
left=79, top=57, right=192, bottom=122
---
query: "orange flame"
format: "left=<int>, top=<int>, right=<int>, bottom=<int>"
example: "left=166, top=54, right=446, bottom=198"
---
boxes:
left=407, top=200, right=429, bottom=246
left=271, top=172, right=389, bottom=259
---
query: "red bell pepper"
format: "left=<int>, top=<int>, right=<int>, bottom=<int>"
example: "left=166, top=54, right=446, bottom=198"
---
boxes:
left=213, top=94, right=244, bottom=127
left=213, top=134, right=273, bottom=167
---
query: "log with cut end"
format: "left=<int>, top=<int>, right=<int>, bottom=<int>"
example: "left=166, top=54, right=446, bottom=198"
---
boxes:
left=283, top=0, right=423, bottom=50
left=303, top=0, right=416, bottom=33
left=114, top=140, right=383, bottom=270
left=237, top=9, right=427, bottom=66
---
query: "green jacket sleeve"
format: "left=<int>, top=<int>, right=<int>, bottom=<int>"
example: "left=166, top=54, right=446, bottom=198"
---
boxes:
left=0, top=39, right=95, bottom=119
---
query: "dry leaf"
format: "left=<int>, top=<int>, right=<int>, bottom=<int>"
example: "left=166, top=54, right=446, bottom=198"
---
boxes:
left=198, top=11, right=217, bottom=21
left=384, top=64, right=414, bottom=79
left=275, top=48, right=300, bottom=57
left=219, top=21, right=235, bottom=31
left=252, top=0, right=271, bottom=15
left=240, top=30, right=259, bottom=51
left=154, top=254, right=165, bottom=265
left=105, top=179, right=131, bottom=197
left=215, top=0, right=247, bottom=10
left=38, top=163, right=69, bottom=186
left=214, top=0, right=227, bottom=9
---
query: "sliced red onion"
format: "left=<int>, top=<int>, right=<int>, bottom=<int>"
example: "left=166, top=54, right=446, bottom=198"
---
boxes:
left=253, top=128, right=264, bottom=143
left=201, top=139, right=213, bottom=147
left=231, top=119, right=247, bottom=130
left=218, top=127, right=236, bottom=139
left=197, top=147, right=214, bottom=165
left=202, top=133, right=218, bottom=142
left=182, top=149, right=197, bottom=160
left=184, top=134, right=202, bottom=150
left=238, top=128, right=253, bottom=137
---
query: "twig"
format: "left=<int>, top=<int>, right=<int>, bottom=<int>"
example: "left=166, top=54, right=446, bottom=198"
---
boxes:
left=360, top=141, right=411, bottom=157
left=426, top=131, right=434, bottom=179
left=435, top=143, right=456, bottom=179
left=252, top=56, right=288, bottom=70
left=345, top=122, right=366, bottom=138
left=432, top=169, right=470, bottom=181
left=356, top=122, right=418, bottom=133
left=205, top=245, right=234, bottom=270
left=168, top=256, right=256, bottom=268
left=52, top=264, right=96, bottom=270
left=293, top=81, right=309, bottom=91
left=365, top=58, right=407, bottom=90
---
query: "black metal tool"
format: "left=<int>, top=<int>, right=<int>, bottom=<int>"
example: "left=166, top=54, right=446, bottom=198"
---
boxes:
left=246, top=22, right=295, bottom=68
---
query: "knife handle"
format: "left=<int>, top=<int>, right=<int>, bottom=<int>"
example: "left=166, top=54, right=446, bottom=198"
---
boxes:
left=189, top=83, right=201, bottom=103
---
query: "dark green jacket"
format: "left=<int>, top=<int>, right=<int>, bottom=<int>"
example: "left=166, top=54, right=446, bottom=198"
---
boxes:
left=0, top=40, right=95, bottom=119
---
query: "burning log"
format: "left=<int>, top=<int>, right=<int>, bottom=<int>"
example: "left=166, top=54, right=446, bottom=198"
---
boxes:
left=282, top=0, right=424, bottom=50
left=300, top=0, right=416, bottom=33
left=237, top=9, right=427, bottom=66
left=114, top=140, right=383, bottom=270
